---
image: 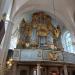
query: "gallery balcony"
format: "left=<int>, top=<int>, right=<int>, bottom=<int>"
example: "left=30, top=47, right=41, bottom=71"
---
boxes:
left=12, top=49, right=75, bottom=64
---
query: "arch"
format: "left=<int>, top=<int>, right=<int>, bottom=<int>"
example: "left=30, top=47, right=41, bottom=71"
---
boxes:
left=9, top=2, right=75, bottom=50
left=11, top=2, right=74, bottom=32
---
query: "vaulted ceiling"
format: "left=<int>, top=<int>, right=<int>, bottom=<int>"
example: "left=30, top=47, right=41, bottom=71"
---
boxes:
left=0, top=0, right=75, bottom=34
left=12, top=0, right=75, bottom=34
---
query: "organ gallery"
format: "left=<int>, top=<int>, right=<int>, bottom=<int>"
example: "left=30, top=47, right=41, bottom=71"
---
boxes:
left=6, top=12, right=75, bottom=75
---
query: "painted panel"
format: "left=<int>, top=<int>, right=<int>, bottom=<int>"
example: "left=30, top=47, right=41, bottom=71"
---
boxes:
left=20, top=49, right=42, bottom=61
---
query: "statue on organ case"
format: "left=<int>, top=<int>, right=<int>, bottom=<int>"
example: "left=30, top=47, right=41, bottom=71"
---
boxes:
left=52, top=25, right=61, bottom=49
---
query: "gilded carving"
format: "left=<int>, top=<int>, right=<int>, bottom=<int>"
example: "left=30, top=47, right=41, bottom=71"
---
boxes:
left=48, top=51, right=58, bottom=61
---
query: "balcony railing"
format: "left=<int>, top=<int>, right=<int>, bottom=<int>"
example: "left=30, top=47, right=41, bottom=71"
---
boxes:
left=13, top=49, right=75, bottom=64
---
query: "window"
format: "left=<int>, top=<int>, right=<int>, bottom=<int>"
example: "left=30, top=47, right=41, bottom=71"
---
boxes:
left=9, top=37, right=17, bottom=49
left=62, top=31, right=74, bottom=53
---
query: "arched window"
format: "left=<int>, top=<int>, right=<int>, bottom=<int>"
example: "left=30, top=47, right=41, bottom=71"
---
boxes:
left=62, top=31, right=74, bottom=53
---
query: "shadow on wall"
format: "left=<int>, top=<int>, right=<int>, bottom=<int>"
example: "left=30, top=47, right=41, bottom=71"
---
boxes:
left=6, top=49, right=13, bottom=61
left=0, top=19, right=5, bottom=44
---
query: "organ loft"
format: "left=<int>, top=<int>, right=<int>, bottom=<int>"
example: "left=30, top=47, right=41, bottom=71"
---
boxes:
left=16, top=12, right=61, bottom=50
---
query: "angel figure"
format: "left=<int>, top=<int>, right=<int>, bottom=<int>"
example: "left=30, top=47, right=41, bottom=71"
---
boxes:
left=52, top=25, right=61, bottom=49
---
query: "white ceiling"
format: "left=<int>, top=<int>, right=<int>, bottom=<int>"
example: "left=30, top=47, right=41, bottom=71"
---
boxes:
left=1, top=0, right=75, bottom=34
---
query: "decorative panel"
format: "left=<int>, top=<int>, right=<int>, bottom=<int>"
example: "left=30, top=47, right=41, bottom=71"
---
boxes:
left=13, top=49, right=75, bottom=64
left=20, top=49, right=42, bottom=61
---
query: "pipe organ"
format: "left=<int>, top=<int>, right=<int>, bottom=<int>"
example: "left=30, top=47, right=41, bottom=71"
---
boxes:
left=16, top=12, right=61, bottom=49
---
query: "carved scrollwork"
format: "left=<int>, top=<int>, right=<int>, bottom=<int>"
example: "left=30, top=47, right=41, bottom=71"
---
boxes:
left=48, top=51, right=58, bottom=61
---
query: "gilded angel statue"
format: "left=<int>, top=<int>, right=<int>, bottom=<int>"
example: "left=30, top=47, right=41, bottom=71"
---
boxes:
left=51, top=25, right=61, bottom=49
left=53, top=25, right=61, bottom=39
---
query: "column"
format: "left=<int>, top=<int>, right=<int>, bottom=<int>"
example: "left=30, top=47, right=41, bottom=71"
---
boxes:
left=37, top=64, right=41, bottom=75
left=0, top=20, right=13, bottom=75
left=69, top=68, right=72, bottom=75
left=44, top=67, right=47, bottom=75
left=12, top=63, right=17, bottom=75
left=59, top=68, right=63, bottom=75
left=64, top=65, right=68, bottom=75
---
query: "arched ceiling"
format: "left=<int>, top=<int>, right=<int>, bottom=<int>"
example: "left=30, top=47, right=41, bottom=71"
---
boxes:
left=6, top=0, right=75, bottom=34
